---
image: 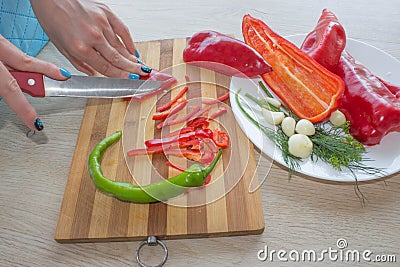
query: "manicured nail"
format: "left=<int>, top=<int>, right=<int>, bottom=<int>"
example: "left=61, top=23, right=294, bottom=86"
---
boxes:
left=60, top=68, right=71, bottom=78
left=129, top=73, right=140, bottom=80
left=137, top=59, right=143, bottom=64
left=141, top=65, right=152, bottom=73
left=135, top=49, right=140, bottom=58
left=34, top=118, right=44, bottom=131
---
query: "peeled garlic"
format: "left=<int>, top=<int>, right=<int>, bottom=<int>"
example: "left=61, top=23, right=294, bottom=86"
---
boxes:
left=295, top=119, right=315, bottom=136
left=281, top=117, right=296, bottom=137
left=329, top=110, right=346, bottom=126
left=262, top=109, right=285, bottom=125
left=265, top=97, right=281, bottom=108
left=288, top=134, right=313, bottom=158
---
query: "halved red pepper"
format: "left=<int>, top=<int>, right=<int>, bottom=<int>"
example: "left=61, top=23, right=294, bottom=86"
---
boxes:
left=300, top=9, right=346, bottom=73
left=242, top=14, right=345, bottom=123
left=183, top=31, right=272, bottom=78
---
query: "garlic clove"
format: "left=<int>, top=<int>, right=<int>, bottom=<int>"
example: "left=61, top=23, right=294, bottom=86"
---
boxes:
left=329, top=110, right=346, bottom=126
left=295, top=119, right=315, bottom=136
left=281, top=117, right=296, bottom=137
left=288, top=134, right=313, bottom=158
left=262, top=109, right=285, bottom=125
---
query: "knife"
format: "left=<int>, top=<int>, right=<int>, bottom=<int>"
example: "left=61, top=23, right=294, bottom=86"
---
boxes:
left=11, top=71, right=163, bottom=98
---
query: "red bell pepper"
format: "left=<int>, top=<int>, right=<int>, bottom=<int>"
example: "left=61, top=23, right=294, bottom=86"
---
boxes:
left=300, top=9, right=346, bottom=73
left=183, top=30, right=272, bottom=78
left=242, top=14, right=345, bottom=123
left=335, top=51, right=400, bottom=145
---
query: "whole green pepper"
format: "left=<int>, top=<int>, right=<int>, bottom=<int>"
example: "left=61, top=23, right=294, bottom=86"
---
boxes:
left=88, top=131, right=222, bottom=203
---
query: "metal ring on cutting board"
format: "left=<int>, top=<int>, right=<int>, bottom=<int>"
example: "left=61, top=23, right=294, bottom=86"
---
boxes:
left=136, top=236, right=168, bottom=267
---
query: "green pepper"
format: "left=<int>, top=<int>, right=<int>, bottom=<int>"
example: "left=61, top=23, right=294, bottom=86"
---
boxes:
left=88, top=131, right=222, bottom=203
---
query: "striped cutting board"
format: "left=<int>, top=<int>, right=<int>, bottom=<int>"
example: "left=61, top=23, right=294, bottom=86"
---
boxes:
left=55, top=38, right=264, bottom=242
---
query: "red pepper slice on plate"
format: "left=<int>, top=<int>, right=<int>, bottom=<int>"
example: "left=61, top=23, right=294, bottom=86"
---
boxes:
left=242, top=14, right=345, bottom=123
left=300, top=9, right=346, bottom=73
left=335, top=51, right=400, bottom=145
left=212, top=128, right=230, bottom=148
left=183, top=30, right=272, bottom=78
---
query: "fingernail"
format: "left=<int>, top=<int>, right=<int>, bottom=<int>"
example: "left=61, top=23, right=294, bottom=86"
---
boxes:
left=129, top=73, right=140, bottom=80
left=137, top=59, right=143, bottom=64
left=135, top=49, right=140, bottom=58
left=141, top=65, right=152, bottom=74
left=60, top=68, right=71, bottom=78
left=34, top=118, right=44, bottom=131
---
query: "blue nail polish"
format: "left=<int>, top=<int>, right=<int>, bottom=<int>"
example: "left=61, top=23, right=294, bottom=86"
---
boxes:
left=60, top=68, right=71, bottom=78
left=135, top=49, right=140, bottom=58
left=34, top=118, right=44, bottom=131
left=141, top=65, right=152, bottom=74
left=129, top=73, right=140, bottom=80
left=137, top=59, right=143, bottom=64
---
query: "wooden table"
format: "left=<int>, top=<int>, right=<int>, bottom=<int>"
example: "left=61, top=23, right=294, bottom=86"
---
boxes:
left=1, top=1, right=399, bottom=266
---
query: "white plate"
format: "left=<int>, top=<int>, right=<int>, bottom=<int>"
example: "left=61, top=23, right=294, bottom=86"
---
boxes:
left=230, top=35, right=400, bottom=182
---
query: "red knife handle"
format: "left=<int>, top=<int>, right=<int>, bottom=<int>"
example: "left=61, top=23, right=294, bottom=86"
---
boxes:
left=10, top=71, right=45, bottom=97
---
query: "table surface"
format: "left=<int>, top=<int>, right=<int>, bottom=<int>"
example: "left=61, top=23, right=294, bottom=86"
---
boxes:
left=1, top=1, right=399, bottom=266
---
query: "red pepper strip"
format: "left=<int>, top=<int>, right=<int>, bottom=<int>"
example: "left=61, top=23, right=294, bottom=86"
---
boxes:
left=161, top=106, right=201, bottom=128
left=203, top=175, right=212, bottom=185
left=145, top=129, right=213, bottom=148
left=128, top=139, right=202, bottom=157
left=212, top=128, right=230, bottom=148
left=156, top=113, right=178, bottom=129
left=157, top=86, right=189, bottom=112
left=199, top=150, right=215, bottom=164
left=152, top=99, right=187, bottom=121
left=185, top=75, right=190, bottom=82
left=336, top=51, right=400, bottom=145
left=130, top=70, right=178, bottom=101
left=166, top=161, right=186, bottom=172
left=187, top=105, right=211, bottom=123
left=127, top=146, right=167, bottom=157
left=209, top=106, right=227, bottom=120
left=187, top=118, right=210, bottom=129
left=183, top=30, right=272, bottom=78
left=166, top=126, right=195, bottom=137
left=300, top=9, right=346, bottom=73
left=242, top=14, right=345, bottom=123
left=202, top=92, right=230, bottom=105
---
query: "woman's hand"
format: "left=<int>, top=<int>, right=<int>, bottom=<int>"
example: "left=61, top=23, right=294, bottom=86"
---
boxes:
left=30, top=0, right=151, bottom=78
left=0, top=35, right=70, bottom=131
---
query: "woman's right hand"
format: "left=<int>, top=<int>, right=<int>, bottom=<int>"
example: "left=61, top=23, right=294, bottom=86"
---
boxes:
left=0, top=34, right=70, bottom=131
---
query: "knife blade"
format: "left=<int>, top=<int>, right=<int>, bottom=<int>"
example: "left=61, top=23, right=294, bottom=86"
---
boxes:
left=11, top=71, right=163, bottom=98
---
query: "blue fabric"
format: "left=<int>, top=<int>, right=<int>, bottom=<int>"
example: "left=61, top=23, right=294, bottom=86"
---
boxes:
left=0, top=0, right=49, bottom=56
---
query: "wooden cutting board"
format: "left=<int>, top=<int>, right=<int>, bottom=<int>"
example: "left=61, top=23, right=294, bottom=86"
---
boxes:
left=55, top=38, right=264, bottom=243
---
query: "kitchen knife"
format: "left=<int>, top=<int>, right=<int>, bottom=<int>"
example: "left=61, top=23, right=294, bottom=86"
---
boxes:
left=11, top=71, right=163, bottom=98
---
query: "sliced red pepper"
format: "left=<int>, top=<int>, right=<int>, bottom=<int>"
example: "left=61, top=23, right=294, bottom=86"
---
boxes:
left=157, top=86, right=189, bottom=112
left=161, top=106, right=201, bottom=128
left=242, top=14, right=345, bottom=123
left=187, top=105, right=211, bottom=123
left=212, top=128, right=230, bottom=148
left=202, top=92, right=230, bottom=105
left=209, top=106, right=228, bottom=120
left=156, top=113, right=178, bottom=129
left=167, top=126, right=195, bottom=137
left=183, top=30, right=272, bottom=78
left=165, top=149, right=202, bottom=162
left=198, top=150, right=215, bottom=164
left=127, top=146, right=166, bottom=157
left=203, top=138, right=219, bottom=154
left=300, top=9, right=346, bottom=73
left=187, top=117, right=210, bottom=129
left=203, top=175, right=212, bottom=185
left=145, top=129, right=213, bottom=148
left=152, top=99, right=187, bottom=121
